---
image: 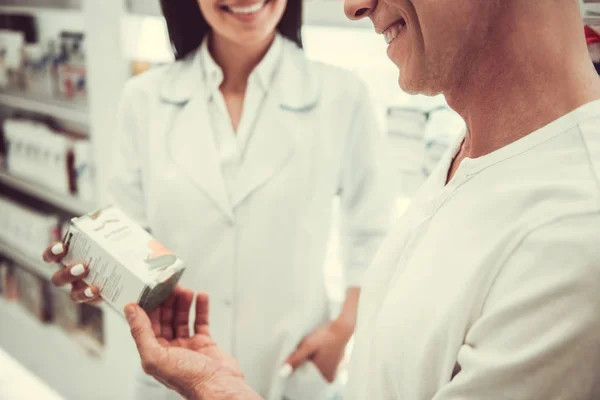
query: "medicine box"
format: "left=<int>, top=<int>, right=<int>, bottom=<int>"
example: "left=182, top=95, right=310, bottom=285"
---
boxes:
left=61, top=205, right=186, bottom=317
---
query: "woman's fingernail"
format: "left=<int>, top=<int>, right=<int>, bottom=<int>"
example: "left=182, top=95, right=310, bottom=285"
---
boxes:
left=279, top=364, right=293, bottom=379
left=51, top=243, right=64, bottom=255
left=70, top=264, right=85, bottom=277
left=84, top=288, right=94, bottom=298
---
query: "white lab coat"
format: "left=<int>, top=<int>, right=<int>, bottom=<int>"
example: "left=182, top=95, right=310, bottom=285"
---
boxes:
left=109, top=38, right=393, bottom=400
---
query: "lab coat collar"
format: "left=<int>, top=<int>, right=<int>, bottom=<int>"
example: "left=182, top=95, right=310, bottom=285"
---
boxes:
left=158, top=36, right=320, bottom=111
left=161, top=37, right=319, bottom=221
left=199, top=34, right=283, bottom=95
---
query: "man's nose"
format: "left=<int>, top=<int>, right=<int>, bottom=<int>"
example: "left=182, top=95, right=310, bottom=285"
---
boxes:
left=344, top=0, right=375, bottom=20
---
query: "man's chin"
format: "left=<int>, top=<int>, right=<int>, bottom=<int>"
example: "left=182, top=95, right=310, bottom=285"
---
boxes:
left=398, top=72, right=441, bottom=96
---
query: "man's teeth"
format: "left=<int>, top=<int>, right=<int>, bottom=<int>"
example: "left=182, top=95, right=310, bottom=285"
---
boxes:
left=229, top=1, right=265, bottom=14
left=384, top=22, right=405, bottom=45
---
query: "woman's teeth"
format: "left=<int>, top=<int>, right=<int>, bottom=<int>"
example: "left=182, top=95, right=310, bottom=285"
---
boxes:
left=383, top=19, right=406, bottom=45
left=228, top=1, right=265, bottom=14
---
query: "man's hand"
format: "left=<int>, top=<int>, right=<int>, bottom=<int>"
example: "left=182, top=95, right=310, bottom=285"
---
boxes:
left=284, top=319, right=354, bottom=383
left=125, top=288, right=262, bottom=400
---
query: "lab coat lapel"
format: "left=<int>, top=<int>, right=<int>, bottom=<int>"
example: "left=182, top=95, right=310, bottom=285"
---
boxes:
left=231, top=94, right=294, bottom=209
left=162, top=50, right=234, bottom=221
left=231, top=41, right=320, bottom=209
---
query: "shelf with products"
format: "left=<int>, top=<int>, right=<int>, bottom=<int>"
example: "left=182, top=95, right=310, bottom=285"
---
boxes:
left=303, top=0, right=372, bottom=29
left=0, top=245, right=106, bottom=357
left=0, top=90, right=89, bottom=125
left=0, top=240, right=58, bottom=280
left=0, top=0, right=81, bottom=11
left=0, top=296, right=103, bottom=364
left=0, top=171, right=94, bottom=215
left=0, top=238, right=108, bottom=315
left=126, top=0, right=161, bottom=16
left=583, top=1, right=600, bottom=25
left=0, top=2, right=138, bottom=400
left=0, top=10, right=88, bottom=122
left=0, top=289, right=116, bottom=400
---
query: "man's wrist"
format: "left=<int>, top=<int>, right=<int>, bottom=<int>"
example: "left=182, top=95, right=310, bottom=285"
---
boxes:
left=191, top=376, right=263, bottom=400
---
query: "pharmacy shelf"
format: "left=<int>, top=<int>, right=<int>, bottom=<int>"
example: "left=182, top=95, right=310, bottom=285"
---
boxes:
left=126, top=0, right=373, bottom=29
left=583, top=2, right=600, bottom=25
left=0, top=241, right=107, bottom=318
left=125, top=0, right=160, bottom=16
left=0, top=91, right=89, bottom=126
left=304, top=0, right=372, bottom=29
left=0, top=0, right=80, bottom=10
left=0, top=241, right=59, bottom=280
left=0, top=171, right=93, bottom=215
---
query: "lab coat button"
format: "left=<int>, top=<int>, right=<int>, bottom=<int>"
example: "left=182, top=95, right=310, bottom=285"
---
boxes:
left=224, top=299, right=233, bottom=307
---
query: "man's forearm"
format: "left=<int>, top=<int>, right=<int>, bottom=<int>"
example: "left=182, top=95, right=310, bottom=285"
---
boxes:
left=191, top=377, right=264, bottom=400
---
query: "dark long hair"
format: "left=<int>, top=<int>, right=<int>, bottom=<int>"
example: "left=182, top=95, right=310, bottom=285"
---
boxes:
left=160, top=0, right=303, bottom=60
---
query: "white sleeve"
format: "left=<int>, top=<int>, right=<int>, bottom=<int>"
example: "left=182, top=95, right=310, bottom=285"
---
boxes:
left=433, top=212, right=600, bottom=400
left=338, top=85, right=395, bottom=288
left=107, top=82, right=149, bottom=230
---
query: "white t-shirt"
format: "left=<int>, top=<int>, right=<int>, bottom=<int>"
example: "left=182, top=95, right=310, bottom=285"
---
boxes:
left=346, top=100, right=600, bottom=399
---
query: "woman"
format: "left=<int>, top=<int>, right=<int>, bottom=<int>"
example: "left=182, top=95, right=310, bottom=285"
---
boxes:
left=43, top=0, right=392, bottom=399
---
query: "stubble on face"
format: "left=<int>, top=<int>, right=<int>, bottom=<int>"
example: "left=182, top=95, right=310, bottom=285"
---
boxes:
left=396, top=0, right=503, bottom=96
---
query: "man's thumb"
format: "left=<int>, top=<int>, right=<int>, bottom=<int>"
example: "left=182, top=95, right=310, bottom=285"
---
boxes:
left=125, top=304, right=158, bottom=354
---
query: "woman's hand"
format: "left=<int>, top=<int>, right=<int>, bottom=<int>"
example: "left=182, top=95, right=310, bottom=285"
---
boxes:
left=42, top=242, right=102, bottom=304
left=284, top=319, right=354, bottom=383
left=125, top=288, right=262, bottom=400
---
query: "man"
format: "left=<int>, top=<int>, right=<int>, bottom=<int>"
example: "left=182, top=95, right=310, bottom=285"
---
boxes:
left=125, top=0, right=600, bottom=399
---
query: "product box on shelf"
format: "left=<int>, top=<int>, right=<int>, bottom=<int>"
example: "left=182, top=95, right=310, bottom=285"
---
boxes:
left=55, top=31, right=86, bottom=101
left=3, top=117, right=94, bottom=199
left=79, top=303, right=104, bottom=345
left=61, top=206, right=186, bottom=317
left=4, top=118, right=71, bottom=195
left=50, top=285, right=105, bottom=356
left=72, top=139, right=95, bottom=202
left=0, top=196, right=60, bottom=258
left=0, top=14, right=38, bottom=91
left=15, top=266, right=53, bottom=323
left=422, top=108, right=465, bottom=176
left=0, top=260, right=18, bottom=300
left=0, top=258, right=8, bottom=296
left=387, top=107, right=428, bottom=168
left=50, top=285, right=79, bottom=332
left=72, top=303, right=104, bottom=357
left=0, top=14, right=87, bottom=104
left=386, top=95, right=464, bottom=197
left=23, top=41, right=56, bottom=97
left=0, top=29, right=25, bottom=90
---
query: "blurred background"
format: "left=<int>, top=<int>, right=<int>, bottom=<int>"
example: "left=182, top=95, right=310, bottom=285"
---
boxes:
left=0, top=0, right=597, bottom=399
